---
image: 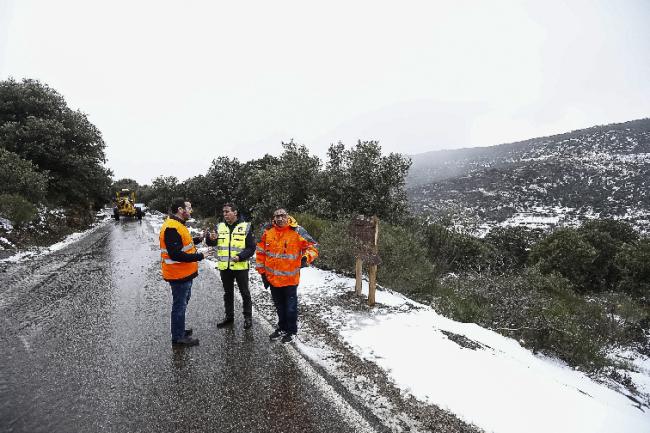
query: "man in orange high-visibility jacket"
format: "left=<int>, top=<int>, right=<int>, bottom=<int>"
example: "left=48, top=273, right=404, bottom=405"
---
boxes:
left=256, top=208, right=318, bottom=343
left=159, top=198, right=205, bottom=347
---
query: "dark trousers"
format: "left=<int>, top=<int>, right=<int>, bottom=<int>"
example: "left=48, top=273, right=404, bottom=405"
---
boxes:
left=219, top=269, right=252, bottom=319
left=170, top=279, right=193, bottom=341
left=270, top=285, right=298, bottom=335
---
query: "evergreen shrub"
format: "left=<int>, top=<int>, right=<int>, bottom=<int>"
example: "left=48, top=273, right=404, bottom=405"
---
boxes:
left=0, top=194, right=38, bottom=226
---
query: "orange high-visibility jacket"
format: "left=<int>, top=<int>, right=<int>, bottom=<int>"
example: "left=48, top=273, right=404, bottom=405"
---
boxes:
left=255, top=216, right=318, bottom=287
left=159, top=217, right=199, bottom=281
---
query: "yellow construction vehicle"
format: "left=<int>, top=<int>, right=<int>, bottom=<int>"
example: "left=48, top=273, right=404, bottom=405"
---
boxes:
left=113, top=189, right=143, bottom=221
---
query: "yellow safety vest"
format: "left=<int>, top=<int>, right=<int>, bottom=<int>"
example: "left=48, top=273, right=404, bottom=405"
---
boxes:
left=216, top=221, right=250, bottom=271
left=159, top=217, right=199, bottom=281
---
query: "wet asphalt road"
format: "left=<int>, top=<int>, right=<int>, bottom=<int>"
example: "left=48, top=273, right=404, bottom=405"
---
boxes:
left=0, top=218, right=370, bottom=433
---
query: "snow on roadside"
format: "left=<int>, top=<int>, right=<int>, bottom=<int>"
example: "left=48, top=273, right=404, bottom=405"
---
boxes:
left=0, top=215, right=111, bottom=263
left=294, top=267, right=650, bottom=433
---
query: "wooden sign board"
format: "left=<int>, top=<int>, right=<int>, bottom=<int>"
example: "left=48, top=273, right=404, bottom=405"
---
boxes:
left=349, top=215, right=380, bottom=306
left=348, top=215, right=381, bottom=265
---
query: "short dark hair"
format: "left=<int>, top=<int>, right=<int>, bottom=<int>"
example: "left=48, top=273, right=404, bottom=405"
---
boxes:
left=222, top=202, right=238, bottom=213
left=170, top=197, right=188, bottom=214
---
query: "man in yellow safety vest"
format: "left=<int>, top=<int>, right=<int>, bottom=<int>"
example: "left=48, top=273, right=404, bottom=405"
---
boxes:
left=206, top=203, right=255, bottom=329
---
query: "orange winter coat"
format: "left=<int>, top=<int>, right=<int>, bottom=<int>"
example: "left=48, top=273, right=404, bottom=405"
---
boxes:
left=255, top=216, right=319, bottom=287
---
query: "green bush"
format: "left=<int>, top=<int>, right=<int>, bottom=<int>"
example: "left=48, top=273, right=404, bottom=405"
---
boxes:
left=424, top=223, right=496, bottom=274
left=578, top=219, right=639, bottom=291
left=0, top=148, right=49, bottom=202
left=0, top=194, right=38, bottom=226
left=293, top=212, right=328, bottom=242
left=148, top=196, right=171, bottom=214
left=580, top=219, right=639, bottom=245
left=294, top=213, right=357, bottom=274
left=528, top=228, right=598, bottom=292
left=435, top=268, right=613, bottom=371
left=484, top=226, right=543, bottom=271
left=376, top=223, right=438, bottom=294
left=615, top=239, right=650, bottom=299
left=527, top=221, right=640, bottom=293
left=593, top=291, right=649, bottom=353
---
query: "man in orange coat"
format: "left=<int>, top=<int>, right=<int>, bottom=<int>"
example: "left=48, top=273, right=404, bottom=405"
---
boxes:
left=159, top=198, right=205, bottom=347
left=256, top=208, right=318, bottom=343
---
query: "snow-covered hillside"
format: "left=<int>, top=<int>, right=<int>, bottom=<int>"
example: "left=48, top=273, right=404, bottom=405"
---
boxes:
left=408, top=118, right=650, bottom=234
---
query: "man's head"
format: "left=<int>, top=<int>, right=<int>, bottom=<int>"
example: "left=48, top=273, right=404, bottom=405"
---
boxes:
left=222, top=203, right=239, bottom=224
left=171, top=197, right=192, bottom=222
left=272, top=208, right=288, bottom=228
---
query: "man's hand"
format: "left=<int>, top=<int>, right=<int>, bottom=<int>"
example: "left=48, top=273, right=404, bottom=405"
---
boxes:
left=232, top=255, right=240, bottom=262
left=300, top=256, right=308, bottom=268
left=261, top=274, right=270, bottom=289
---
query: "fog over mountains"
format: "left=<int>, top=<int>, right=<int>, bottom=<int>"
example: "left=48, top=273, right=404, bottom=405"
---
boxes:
left=407, top=118, right=650, bottom=234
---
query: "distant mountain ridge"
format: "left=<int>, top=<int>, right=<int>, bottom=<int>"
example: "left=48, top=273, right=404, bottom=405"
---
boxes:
left=407, top=118, right=650, bottom=233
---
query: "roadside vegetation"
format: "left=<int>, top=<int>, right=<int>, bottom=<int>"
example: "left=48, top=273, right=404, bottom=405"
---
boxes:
left=0, top=78, right=112, bottom=248
left=304, top=215, right=649, bottom=375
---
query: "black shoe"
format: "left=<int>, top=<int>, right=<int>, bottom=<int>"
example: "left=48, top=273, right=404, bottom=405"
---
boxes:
left=281, top=333, right=296, bottom=344
left=269, top=329, right=284, bottom=340
left=184, top=328, right=193, bottom=337
left=172, top=337, right=199, bottom=347
left=244, top=318, right=253, bottom=329
left=216, top=317, right=234, bottom=328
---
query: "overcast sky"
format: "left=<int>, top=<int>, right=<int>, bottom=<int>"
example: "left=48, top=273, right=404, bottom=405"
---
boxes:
left=1, top=0, right=649, bottom=184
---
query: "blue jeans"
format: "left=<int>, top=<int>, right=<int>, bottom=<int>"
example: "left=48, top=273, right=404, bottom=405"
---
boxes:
left=170, top=279, right=193, bottom=341
left=270, top=285, right=298, bottom=335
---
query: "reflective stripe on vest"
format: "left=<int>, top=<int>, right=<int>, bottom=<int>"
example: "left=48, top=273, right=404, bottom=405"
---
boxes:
left=159, top=217, right=199, bottom=281
left=216, top=221, right=250, bottom=271
left=259, top=265, right=301, bottom=277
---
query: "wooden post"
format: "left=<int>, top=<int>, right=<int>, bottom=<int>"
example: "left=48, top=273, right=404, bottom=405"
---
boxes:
left=355, top=257, right=363, bottom=295
left=367, top=216, right=380, bottom=306
left=368, top=264, right=377, bottom=306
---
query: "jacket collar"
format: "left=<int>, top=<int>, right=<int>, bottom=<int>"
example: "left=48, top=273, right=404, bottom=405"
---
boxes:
left=224, top=217, right=242, bottom=228
left=169, top=214, right=186, bottom=225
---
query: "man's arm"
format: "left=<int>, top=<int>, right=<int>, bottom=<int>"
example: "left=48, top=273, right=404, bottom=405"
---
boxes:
left=237, top=229, right=256, bottom=261
left=255, top=231, right=267, bottom=274
left=297, top=226, right=319, bottom=265
left=164, top=228, right=204, bottom=262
